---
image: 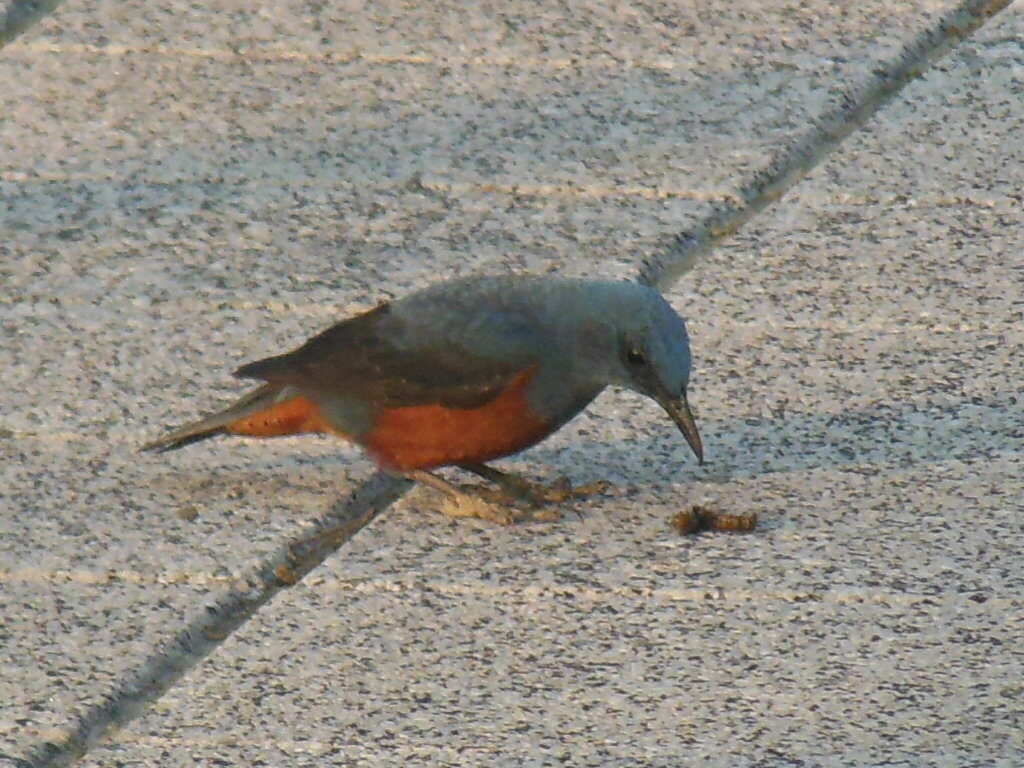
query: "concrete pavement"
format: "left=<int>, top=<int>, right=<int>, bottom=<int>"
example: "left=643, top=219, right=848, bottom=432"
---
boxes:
left=2, top=0, right=1021, bottom=765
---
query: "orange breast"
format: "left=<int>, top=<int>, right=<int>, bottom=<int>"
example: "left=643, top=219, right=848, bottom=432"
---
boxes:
left=226, top=395, right=335, bottom=438
left=364, top=368, right=552, bottom=471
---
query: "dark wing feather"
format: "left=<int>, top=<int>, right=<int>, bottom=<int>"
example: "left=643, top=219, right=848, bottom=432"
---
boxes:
left=234, top=303, right=528, bottom=409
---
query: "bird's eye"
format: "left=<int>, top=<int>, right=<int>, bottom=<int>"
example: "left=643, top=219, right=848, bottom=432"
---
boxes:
left=626, top=348, right=647, bottom=367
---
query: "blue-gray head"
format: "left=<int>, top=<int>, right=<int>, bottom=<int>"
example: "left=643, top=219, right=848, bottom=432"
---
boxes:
left=585, top=281, right=703, bottom=464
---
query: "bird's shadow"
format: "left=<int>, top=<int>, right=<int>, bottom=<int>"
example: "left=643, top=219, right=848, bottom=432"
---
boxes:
left=506, top=389, right=1022, bottom=492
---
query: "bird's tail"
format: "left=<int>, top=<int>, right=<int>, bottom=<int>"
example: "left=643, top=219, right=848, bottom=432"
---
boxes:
left=141, top=384, right=281, bottom=453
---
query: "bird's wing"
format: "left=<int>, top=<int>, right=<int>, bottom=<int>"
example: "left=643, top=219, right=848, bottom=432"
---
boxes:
left=233, top=302, right=538, bottom=409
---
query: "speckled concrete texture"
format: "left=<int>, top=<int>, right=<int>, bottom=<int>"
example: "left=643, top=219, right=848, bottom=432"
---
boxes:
left=2, top=0, right=1022, bottom=765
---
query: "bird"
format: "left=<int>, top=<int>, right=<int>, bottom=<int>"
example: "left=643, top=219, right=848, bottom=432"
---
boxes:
left=143, top=274, right=703, bottom=523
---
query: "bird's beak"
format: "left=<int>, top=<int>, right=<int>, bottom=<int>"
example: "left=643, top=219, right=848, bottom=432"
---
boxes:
left=657, top=391, right=704, bottom=465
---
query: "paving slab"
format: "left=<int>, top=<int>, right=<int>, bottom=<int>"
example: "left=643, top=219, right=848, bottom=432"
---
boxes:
left=1, top=0, right=973, bottom=290
left=1, top=0, right=1019, bottom=765
left=66, top=3, right=1024, bottom=766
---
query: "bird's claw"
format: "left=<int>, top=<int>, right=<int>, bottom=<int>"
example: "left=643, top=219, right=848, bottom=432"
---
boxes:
left=426, top=468, right=618, bottom=525
left=480, top=476, right=618, bottom=522
left=511, top=476, right=617, bottom=505
left=439, top=493, right=519, bottom=525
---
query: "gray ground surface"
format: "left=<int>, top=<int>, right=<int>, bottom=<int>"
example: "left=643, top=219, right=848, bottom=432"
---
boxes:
left=2, top=0, right=1021, bottom=765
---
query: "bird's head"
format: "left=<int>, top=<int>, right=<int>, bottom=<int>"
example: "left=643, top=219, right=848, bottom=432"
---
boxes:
left=603, top=284, right=703, bottom=465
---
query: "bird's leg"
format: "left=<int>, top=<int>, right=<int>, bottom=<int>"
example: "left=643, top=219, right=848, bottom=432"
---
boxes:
left=405, top=470, right=518, bottom=525
left=459, top=463, right=616, bottom=505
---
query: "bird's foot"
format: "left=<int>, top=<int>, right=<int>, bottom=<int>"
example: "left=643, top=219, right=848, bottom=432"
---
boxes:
left=513, top=478, right=618, bottom=522
left=459, top=464, right=618, bottom=517
left=479, top=472, right=616, bottom=507
left=523, top=476, right=618, bottom=505
left=438, top=493, right=520, bottom=525
left=442, top=484, right=570, bottom=524
left=410, top=469, right=618, bottom=525
left=408, top=469, right=524, bottom=525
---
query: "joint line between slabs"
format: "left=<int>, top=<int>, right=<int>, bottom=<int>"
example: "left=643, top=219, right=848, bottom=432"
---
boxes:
left=638, top=0, right=1015, bottom=290
left=20, top=472, right=411, bottom=768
